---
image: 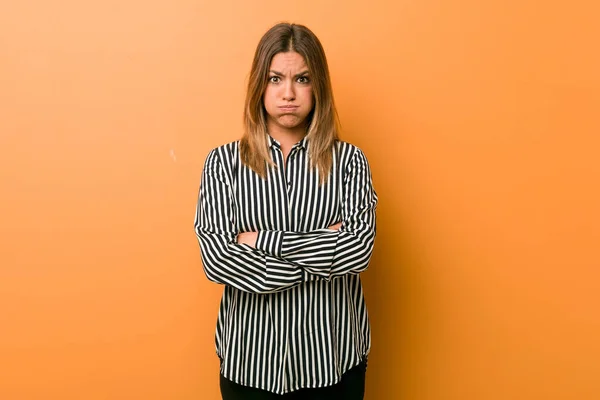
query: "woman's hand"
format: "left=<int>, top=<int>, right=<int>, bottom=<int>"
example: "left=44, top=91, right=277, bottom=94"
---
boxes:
left=237, top=232, right=258, bottom=248
left=328, top=222, right=342, bottom=231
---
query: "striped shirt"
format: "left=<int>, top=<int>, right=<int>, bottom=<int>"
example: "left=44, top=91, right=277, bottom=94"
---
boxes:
left=194, top=135, right=377, bottom=395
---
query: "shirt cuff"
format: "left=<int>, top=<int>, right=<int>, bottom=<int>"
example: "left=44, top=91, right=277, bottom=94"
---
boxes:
left=256, top=230, right=284, bottom=258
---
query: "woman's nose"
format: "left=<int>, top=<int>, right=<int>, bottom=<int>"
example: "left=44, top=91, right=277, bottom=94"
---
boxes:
left=282, top=81, right=295, bottom=101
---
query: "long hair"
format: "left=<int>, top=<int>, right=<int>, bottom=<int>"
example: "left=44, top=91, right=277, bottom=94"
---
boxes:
left=240, top=23, right=340, bottom=183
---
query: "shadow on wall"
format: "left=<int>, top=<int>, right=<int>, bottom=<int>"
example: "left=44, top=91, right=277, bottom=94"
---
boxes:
left=338, top=81, right=439, bottom=398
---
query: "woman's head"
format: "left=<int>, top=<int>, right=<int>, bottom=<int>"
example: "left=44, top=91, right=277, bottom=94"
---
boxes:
left=241, top=23, right=339, bottom=181
left=263, top=49, right=314, bottom=136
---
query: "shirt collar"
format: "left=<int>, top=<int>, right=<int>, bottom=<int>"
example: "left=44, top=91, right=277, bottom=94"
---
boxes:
left=267, top=135, right=308, bottom=151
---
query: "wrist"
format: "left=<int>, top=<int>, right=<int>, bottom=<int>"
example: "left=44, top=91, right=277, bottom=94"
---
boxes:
left=256, top=230, right=284, bottom=257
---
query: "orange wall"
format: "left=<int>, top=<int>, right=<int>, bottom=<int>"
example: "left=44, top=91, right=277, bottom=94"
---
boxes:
left=1, top=1, right=599, bottom=399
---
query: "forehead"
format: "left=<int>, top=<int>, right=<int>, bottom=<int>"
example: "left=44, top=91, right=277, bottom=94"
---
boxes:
left=269, top=51, right=308, bottom=71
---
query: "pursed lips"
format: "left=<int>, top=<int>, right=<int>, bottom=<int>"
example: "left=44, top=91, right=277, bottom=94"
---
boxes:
left=279, top=105, right=299, bottom=111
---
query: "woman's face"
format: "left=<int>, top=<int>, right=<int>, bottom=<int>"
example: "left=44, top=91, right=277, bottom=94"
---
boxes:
left=263, top=51, right=314, bottom=135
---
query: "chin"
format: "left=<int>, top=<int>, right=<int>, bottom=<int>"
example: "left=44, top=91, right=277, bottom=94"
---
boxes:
left=280, top=122, right=303, bottom=129
left=279, top=116, right=306, bottom=129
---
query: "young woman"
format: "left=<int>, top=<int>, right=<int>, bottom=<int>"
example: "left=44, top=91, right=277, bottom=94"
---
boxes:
left=194, top=22, right=378, bottom=400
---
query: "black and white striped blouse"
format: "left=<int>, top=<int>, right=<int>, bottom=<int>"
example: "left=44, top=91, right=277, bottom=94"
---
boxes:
left=194, top=135, right=377, bottom=395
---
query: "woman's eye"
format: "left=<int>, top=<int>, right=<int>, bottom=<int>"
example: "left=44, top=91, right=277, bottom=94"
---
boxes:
left=269, top=76, right=280, bottom=83
left=297, top=76, right=310, bottom=83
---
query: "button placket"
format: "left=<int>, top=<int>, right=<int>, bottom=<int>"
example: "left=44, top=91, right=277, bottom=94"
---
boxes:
left=285, top=148, right=295, bottom=191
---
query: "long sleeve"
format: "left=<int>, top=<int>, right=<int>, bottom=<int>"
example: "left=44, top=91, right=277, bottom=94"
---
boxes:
left=201, top=140, right=374, bottom=395
left=255, top=148, right=377, bottom=280
left=194, top=149, right=305, bottom=294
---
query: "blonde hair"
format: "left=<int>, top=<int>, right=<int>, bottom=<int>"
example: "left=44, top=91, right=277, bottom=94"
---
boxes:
left=240, top=23, right=340, bottom=183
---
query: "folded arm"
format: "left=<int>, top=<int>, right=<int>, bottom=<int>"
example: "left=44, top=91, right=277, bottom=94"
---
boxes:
left=194, top=149, right=306, bottom=294
left=254, top=148, right=378, bottom=280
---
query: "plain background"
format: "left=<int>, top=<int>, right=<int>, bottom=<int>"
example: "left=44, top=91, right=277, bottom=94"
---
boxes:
left=1, top=0, right=599, bottom=399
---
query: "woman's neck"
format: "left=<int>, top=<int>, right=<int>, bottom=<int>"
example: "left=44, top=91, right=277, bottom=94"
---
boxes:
left=268, top=127, right=306, bottom=164
left=267, top=124, right=307, bottom=156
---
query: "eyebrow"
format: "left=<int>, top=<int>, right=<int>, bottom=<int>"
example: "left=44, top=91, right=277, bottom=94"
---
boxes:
left=269, top=70, right=310, bottom=78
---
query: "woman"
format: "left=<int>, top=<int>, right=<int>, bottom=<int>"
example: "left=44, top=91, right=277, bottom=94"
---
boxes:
left=194, top=22, right=377, bottom=399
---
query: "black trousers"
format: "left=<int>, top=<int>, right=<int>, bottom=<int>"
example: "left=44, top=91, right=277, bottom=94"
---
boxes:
left=220, top=360, right=367, bottom=400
